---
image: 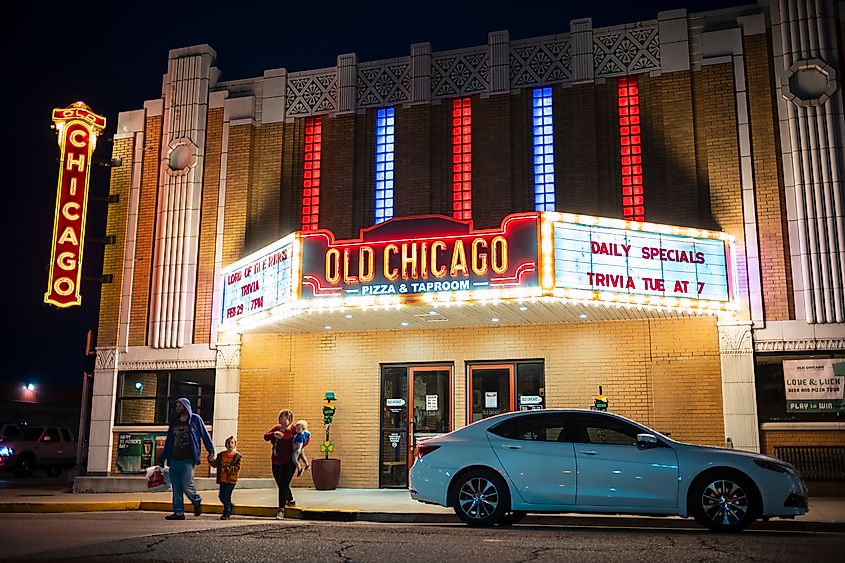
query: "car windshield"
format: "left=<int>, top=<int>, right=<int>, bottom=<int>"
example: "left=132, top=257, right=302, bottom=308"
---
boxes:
left=1, top=426, right=21, bottom=440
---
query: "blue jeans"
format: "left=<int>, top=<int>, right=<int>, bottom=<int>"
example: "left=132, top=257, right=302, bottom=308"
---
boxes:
left=169, top=459, right=201, bottom=515
left=219, top=483, right=235, bottom=516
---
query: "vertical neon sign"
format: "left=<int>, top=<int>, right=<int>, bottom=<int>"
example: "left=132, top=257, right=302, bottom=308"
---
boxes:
left=618, top=76, right=644, bottom=222
left=45, top=102, right=106, bottom=308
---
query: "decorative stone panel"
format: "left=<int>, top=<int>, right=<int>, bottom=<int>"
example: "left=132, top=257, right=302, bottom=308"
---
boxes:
left=594, top=23, right=661, bottom=78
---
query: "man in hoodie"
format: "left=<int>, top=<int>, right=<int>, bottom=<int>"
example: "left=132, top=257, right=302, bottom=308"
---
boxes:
left=158, top=397, right=215, bottom=520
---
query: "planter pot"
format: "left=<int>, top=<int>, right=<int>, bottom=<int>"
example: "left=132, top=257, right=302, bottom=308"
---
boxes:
left=311, top=458, right=341, bottom=490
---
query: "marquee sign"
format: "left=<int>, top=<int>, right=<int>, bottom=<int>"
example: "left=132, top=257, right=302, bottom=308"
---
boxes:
left=219, top=212, right=737, bottom=330
left=45, top=102, right=106, bottom=307
left=548, top=214, right=733, bottom=306
left=222, top=233, right=297, bottom=324
left=299, top=214, right=539, bottom=301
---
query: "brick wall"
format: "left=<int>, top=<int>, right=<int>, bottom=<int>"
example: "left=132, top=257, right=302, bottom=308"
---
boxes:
left=97, top=136, right=134, bottom=346
left=510, top=90, right=533, bottom=212
left=321, top=115, right=356, bottom=238
left=744, top=34, right=794, bottom=321
left=222, top=123, right=254, bottom=266
left=693, top=62, right=748, bottom=302
left=558, top=84, right=600, bottom=216
left=237, top=316, right=723, bottom=488
left=247, top=123, right=284, bottom=253
left=395, top=105, right=432, bottom=219
left=646, top=73, right=700, bottom=228
left=128, top=115, right=162, bottom=346
left=194, top=108, right=223, bottom=343
left=761, top=429, right=845, bottom=496
left=279, top=119, right=305, bottom=234
left=473, top=95, right=513, bottom=228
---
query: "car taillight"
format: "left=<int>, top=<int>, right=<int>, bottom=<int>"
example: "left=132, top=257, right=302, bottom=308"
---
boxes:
left=416, top=444, right=440, bottom=458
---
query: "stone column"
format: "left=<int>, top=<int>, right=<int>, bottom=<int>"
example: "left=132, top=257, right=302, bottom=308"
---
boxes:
left=717, top=321, right=760, bottom=452
left=410, top=42, right=432, bottom=105
left=570, top=18, right=594, bottom=83
left=488, top=30, right=510, bottom=95
left=212, top=338, right=241, bottom=452
left=88, top=347, right=118, bottom=475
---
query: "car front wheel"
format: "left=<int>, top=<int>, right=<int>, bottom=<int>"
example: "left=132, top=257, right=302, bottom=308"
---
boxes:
left=14, top=454, right=35, bottom=478
left=690, top=472, right=758, bottom=532
left=451, top=469, right=509, bottom=527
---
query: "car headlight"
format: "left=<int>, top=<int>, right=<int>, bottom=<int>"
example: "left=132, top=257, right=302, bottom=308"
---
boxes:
left=754, top=459, right=794, bottom=474
left=0, top=446, right=14, bottom=457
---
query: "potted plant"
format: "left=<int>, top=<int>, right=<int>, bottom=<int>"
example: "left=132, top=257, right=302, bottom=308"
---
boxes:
left=311, top=391, right=341, bottom=490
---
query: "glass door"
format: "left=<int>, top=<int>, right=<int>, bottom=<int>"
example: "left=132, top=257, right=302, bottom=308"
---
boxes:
left=380, top=366, right=409, bottom=488
left=380, top=365, right=452, bottom=488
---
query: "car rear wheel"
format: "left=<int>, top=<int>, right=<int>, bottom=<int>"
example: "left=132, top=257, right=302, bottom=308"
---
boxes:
left=690, top=472, right=758, bottom=532
left=452, top=469, right=509, bottom=527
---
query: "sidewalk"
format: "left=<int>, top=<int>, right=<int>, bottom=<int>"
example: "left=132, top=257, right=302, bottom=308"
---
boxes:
left=0, top=484, right=842, bottom=532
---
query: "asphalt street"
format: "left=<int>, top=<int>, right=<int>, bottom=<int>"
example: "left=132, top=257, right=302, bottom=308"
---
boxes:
left=2, top=512, right=843, bottom=563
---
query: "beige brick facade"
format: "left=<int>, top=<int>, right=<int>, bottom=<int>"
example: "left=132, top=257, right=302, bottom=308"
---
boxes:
left=193, top=107, right=224, bottom=344
left=94, top=6, right=845, bottom=487
left=237, top=316, right=724, bottom=488
left=128, top=115, right=162, bottom=346
left=97, top=137, right=134, bottom=346
left=743, top=34, right=794, bottom=321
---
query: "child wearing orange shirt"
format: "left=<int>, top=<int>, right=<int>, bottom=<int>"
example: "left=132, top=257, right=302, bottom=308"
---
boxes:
left=210, top=436, right=242, bottom=520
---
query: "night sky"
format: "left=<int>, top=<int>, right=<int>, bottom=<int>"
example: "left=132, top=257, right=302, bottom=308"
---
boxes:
left=9, top=0, right=751, bottom=387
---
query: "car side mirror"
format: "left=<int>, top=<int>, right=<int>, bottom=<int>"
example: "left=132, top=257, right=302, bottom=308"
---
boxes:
left=636, top=433, right=658, bottom=449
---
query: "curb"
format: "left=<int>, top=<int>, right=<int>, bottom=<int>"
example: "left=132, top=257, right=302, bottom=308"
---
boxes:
left=0, top=502, right=841, bottom=533
left=0, top=501, right=141, bottom=513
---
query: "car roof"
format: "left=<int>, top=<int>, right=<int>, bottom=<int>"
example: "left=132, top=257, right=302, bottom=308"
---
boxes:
left=452, top=409, right=668, bottom=438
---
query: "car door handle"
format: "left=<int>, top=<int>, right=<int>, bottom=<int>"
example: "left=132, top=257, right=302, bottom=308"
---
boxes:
left=503, top=445, right=522, bottom=450
left=579, top=450, right=598, bottom=455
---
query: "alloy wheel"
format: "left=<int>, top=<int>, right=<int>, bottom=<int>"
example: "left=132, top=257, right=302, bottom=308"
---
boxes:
left=700, top=479, right=749, bottom=527
left=458, top=477, right=499, bottom=520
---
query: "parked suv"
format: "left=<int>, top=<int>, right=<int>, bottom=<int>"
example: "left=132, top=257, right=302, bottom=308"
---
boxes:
left=0, top=426, right=78, bottom=477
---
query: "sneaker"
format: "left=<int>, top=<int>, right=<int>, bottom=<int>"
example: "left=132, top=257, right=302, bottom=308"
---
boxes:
left=276, top=509, right=285, bottom=519
left=193, top=501, right=203, bottom=517
left=296, top=466, right=303, bottom=477
left=165, top=513, right=185, bottom=520
left=286, top=500, right=296, bottom=507
left=220, top=514, right=230, bottom=520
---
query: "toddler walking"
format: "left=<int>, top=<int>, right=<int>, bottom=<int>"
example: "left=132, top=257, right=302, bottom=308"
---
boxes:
left=292, top=420, right=311, bottom=477
left=210, top=436, right=242, bottom=519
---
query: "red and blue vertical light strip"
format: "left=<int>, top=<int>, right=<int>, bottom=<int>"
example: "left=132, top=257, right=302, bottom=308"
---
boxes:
left=374, top=108, right=395, bottom=224
left=532, top=87, right=555, bottom=211
left=452, top=98, right=472, bottom=221
left=301, top=116, right=323, bottom=231
left=618, top=76, right=644, bottom=222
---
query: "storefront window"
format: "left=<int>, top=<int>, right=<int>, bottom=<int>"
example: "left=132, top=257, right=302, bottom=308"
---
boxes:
left=115, top=370, right=215, bottom=425
left=469, top=361, right=545, bottom=423
left=756, top=355, right=844, bottom=422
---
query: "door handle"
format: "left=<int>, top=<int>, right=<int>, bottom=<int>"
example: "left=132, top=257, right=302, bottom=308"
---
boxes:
left=579, top=450, right=598, bottom=455
left=504, top=445, right=522, bottom=450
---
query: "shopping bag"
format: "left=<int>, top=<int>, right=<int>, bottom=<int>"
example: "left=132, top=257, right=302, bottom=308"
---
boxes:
left=145, top=465, right=171, bottom=492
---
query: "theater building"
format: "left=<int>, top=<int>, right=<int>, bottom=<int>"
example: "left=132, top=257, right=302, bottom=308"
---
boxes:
left=87, top=0, right=844, bottom=489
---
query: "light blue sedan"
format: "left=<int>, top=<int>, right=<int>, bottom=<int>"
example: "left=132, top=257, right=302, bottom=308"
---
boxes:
left=409, top=410, right=808, bottom=531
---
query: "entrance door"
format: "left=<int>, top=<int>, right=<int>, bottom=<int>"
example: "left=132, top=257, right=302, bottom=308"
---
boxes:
left=380, top=365, right=452, bottom=488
